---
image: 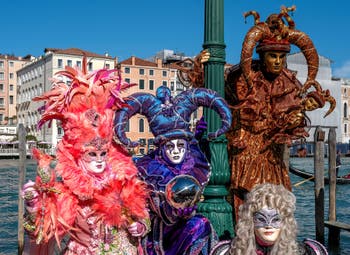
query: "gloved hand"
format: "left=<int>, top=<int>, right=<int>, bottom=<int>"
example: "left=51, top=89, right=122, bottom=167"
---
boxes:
left=128, top=221, right=146, bottom=237
left=175, top=205, right=198, bottom=218
left=21, top=180, right=40, bottom=214
left=194, top=117, right=207, bottom=140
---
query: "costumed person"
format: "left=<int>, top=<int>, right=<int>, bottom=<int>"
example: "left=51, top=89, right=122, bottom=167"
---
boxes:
left=21, top=59, right=150, bottom=255
left=209, top=183, right=328, bottom=255
left=175, top=6, right=336, bottom=221
left=114, top=85, right=232, bottom=255
left=226, top=6, right=337, bottom=218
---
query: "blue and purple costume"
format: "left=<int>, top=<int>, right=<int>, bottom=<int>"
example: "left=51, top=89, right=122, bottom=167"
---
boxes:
left=114, top=86, right=232, bottom=255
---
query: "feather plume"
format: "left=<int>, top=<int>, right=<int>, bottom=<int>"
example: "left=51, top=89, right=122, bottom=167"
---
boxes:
left=33, top=56, right=134, bottom=129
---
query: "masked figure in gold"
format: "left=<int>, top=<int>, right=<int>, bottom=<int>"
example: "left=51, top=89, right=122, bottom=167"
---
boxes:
left=176, top=6, right=335, bottom=220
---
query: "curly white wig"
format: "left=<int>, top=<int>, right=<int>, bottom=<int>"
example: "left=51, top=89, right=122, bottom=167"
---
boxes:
left=229, top=183, right=299, bottom=255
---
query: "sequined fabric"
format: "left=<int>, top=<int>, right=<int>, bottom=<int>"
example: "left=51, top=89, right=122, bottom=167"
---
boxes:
left=137, top=144, right=218, bottom=255
left=227, top=67, right=308, bottom=215
left=65, top=206, right=139, bottom=255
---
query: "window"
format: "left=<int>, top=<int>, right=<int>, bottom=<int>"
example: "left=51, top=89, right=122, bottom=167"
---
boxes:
left=88, top=62, right=93, bottom=71
left=162, top=81, right=167, bottom=86
left=67, top=60, right=72, bottom=67
left=345, top=124, right=347, bottom=134
left=139, top=79, right=145, bottom=90
left=193, top=110, right=198, bottom=119
left=0, top=114, right=3, bottom=122
left=9, top=73, right=14, bottom=79
left=76, top=61, right=81, bottom=68
left=0, top=84, right=3, bottom=91
left=344, top=103, right=348, bottom=118
left=126, top=120, right=130, bottom=132
left=0, top=72, right=4, bottom=80
left=105, top=63, right=110, bottom=69
left=125, top=78, right=130, bottom=84
left=0, top=98, right=4, bottom=106
left=139, top=69, right=145, bottom=75
left=149, top=80, right=154, bottom=90
left=0, top=61, right=3, bottom=68
left=9, top=96, right=14, bottom=104
left=149, top=69, right=154, bottom=76
left=125, top=67, right=130, bottom=73
left=58, top=127, right=63, bottom=135
left=139, top=138, right=146, bottom=146
left=10, top=84, right=14, bottom=91
left=9, top=61, right=14, bottom=67
left=139, top=119, right=144, bottom=132
left=58, top=59, right=63, bottom=68
left=162, top=70, right=167, bottom=77
left=170, top=81, right=174, bottom=91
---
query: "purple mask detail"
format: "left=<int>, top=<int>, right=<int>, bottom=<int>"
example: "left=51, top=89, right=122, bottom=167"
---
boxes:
left=253, top=208, right=282, bottom=229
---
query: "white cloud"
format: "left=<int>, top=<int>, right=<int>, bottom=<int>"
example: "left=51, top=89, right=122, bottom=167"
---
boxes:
left=333, top=61, right=350, bottom=78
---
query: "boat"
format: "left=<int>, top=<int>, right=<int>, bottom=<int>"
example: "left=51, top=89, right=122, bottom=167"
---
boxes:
left=289, top=165, right=350, bottom=185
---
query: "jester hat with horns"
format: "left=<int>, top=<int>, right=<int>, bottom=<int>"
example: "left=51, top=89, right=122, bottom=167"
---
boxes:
left=241, top=5, right=335, bottom=117
left=241, top=6, right=317, bottom=89
left=114, top=85, right=232, bottom=147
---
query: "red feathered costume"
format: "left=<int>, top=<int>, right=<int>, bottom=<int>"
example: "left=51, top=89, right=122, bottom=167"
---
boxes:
left=22, top=60, right=149, bottom=255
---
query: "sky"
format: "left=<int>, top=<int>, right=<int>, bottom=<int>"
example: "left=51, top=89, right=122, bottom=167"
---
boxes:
left=2, top=0, right=350, bottom=78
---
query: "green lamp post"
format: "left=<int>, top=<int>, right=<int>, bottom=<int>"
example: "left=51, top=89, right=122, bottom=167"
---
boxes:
left=197, top=0, right=234, bottom=239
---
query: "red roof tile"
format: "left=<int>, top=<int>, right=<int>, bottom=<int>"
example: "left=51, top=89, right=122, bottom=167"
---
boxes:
left=44, top=48, right=113, bottom=59
left=120, top=56, right=158, bottom=67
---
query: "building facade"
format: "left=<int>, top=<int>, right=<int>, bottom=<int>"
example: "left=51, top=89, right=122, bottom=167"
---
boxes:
left=340, top=79, right=350, bottom=144
left=0, top=54, right=31, bottom=142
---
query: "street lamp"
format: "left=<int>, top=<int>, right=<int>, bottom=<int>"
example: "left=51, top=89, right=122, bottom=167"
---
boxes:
left=198, top=0, right=234, bottom=239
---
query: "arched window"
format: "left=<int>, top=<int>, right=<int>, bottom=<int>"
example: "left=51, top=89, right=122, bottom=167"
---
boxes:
left=344, top=103, right=348, bottom=118
left=139, top=119, right=144, bottom=132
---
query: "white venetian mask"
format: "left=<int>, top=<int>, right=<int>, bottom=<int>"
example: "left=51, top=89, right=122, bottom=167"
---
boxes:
left=163, top=139, right=187, bottom=164
left=80, top=149, right=108, bottom=174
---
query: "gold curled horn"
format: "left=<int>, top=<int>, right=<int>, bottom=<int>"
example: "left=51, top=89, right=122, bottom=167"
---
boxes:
left=279, top=5, right=296, bottom=30
left=240, top=6, right=320, bottom=94
left=243, top=11, right=260, bottom=25
left=288, top=28, right=319, bottom=92
left=279, top=5, right=319, bottom=92
left=240, top=12, right=273, bottom=88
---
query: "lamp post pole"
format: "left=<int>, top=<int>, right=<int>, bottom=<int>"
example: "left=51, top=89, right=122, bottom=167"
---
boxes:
left=198, top=0, right=234, bottom=239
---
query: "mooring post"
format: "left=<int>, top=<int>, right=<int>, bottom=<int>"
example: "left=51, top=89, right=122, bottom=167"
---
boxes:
left=18, top=124, right=27, bottom=254
left=314, top=126, right=325, bottom=244
left=283, top=144, right=290, bottom=171
left=328, top=127, right=340, bottom=248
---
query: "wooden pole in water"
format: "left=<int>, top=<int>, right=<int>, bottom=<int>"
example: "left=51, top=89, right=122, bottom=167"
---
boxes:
left=18, top=124, right=26, bottom=255
left=283, top=144, right=290, bottom=171
left=314, top=126, right=325, bottom=244
left=328, top=127, right=337, bottom=221
left=328, top=127, right=340, bottom=248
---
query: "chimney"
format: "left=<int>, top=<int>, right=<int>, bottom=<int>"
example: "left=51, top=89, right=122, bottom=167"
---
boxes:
left=131, top=56, right=135, bottom=66
left=156, top=58, right=162, bottom=68
left=114, top=57, right=119, bottom=69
